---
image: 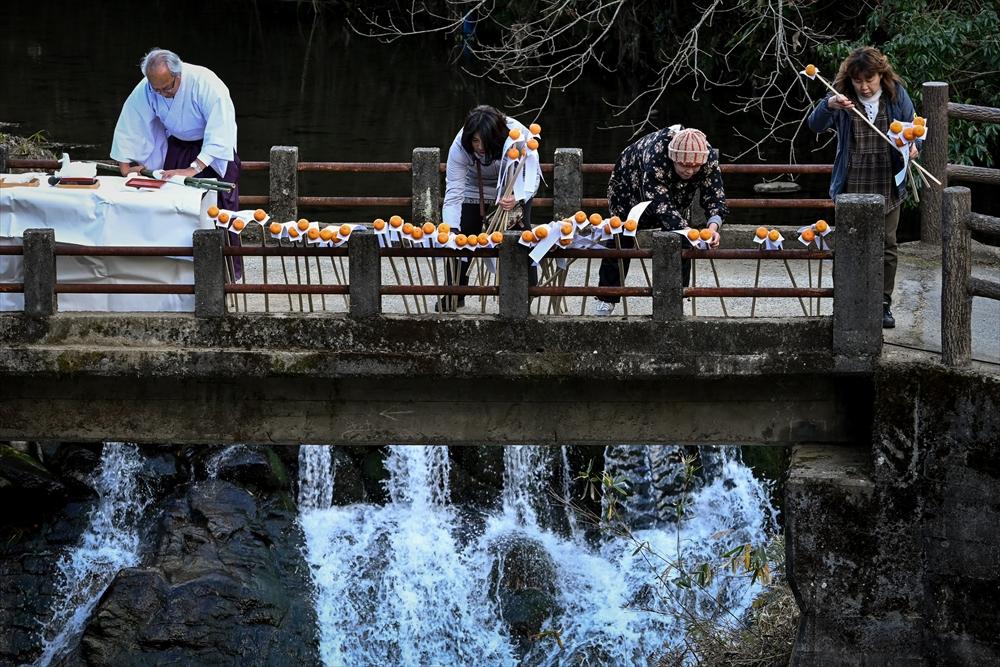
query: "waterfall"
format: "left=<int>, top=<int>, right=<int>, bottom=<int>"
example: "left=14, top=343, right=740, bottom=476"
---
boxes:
left=298, top=444, right=334, bottom=510
left=501, top=445, right=552, bottom=527
left=33, top=442, right=149, bottom=667
left=299, top=445, right=516, bottom=666
left=298, top=444, right=776, bottom=666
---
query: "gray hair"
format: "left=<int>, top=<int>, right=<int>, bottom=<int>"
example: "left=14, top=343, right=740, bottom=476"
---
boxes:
left=140, top=48, right=183, bottom=77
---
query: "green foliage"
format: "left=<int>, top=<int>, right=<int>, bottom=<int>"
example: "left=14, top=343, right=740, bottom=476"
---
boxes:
left=815, top=0, right=1000, bottom=166
left=570, top=453, right=792, bottom=665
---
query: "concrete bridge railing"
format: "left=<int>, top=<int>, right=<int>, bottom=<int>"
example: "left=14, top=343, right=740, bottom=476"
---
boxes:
left=13, top=194, right=884, bottom=359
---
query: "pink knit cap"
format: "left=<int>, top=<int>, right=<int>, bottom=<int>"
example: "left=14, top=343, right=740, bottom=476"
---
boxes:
left=667, top=128, right=709, bottom=165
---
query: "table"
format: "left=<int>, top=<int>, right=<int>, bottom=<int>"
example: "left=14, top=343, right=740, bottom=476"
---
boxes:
left=1, top=174, right=216, bottom=311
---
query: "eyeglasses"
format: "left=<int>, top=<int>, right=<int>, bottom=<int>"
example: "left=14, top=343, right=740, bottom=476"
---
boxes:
left=151, top=74, right=178, bottom=96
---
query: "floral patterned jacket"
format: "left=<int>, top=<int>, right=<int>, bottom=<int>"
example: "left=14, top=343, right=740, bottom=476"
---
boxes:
left=607, top=127, right=729, bottom=230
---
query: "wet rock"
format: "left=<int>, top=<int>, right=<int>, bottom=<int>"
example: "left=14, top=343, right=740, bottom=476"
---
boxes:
left=137, top=450, right=182, bottom=496
left=207, top=444, right=288, bottom=492
left=0, top=444, right=66, bottom=511
left=330, top=447, right=365, bottom=504
left=80, top=479, right=319, bottom=665
left=43, top=443, right=102, bottom=496
left=489, top=533, right=558, bottom=641
left=450, top=446, right=504, bottom=510
left=0, top=499, right=94, bottom=665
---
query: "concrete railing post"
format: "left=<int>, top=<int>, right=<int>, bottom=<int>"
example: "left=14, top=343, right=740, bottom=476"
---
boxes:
left=921, top=82, right=949, bottom=244
left=0, top=145, right=8, bottom=174
left=193, top=229, right=226, bottom=318
left=553, top=148, right=583, bottom=220
left=269, top=145, right=298, bottom=223
left=349, top=230, right=381, bottom=318
left=833, top=194, right=884, bottom=362
left=22, top=228, right=56, bottom=317
left=941, top=186, right=972, bottom=367
left=652, top=231, right=683, bottom=321
left=499, top=231, right=531, bottom=319
left=412, top=147, right=441, bottom=224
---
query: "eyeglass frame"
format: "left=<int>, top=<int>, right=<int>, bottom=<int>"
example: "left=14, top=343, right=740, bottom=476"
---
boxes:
left=150, top=73, right=179, bottom=96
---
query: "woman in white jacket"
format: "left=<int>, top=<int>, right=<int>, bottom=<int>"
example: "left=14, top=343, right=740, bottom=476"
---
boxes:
left=438, top=105, right=539, bottom=311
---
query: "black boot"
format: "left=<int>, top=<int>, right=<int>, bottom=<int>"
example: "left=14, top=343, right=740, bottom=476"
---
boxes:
left=882, top=298, right=896, bottom=329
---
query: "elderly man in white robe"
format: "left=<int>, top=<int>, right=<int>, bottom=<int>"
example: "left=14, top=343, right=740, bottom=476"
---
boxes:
left=111, top=48, right=240, bottom=211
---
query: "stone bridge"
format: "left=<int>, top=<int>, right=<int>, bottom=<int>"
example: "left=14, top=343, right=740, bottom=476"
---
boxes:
left=1, top=191, right=998, bottom=664
left=0, top=194, right=884, bottom=447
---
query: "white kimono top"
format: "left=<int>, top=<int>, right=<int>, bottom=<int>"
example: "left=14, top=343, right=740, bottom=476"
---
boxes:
left=442, top=116, right=541, bottom=229
left=110, top=63, right=237, bottom=177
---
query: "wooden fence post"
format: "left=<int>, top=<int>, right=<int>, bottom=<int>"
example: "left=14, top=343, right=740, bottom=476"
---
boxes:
left=921, top=82, right=949, bottom=244
left=553, top=148, right=583, bottom=220
left=941, top=186, right=972, bottom=367
left=412, top=147, right=441, bottom=224
left=0, top=145, right=8, bottom=174
left=269, top=146, right=298, bottom=223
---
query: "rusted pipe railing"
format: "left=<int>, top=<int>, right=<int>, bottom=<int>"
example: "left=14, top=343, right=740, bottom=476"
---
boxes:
left=55, top=284, right=195, bottom=294
left=686, top=287, right=833, bottom=297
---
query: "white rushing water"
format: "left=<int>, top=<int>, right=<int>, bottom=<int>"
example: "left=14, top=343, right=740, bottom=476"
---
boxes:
left=33, top=442, right=149, bottom=667
left=298, top=444, right=776, bottom=666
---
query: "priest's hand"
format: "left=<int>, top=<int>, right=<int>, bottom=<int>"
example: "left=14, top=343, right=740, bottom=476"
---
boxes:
left=119, top=162, right=144, bottom=176
left=162, top=167, right=198, bottom=179
left=498, top=194, right=517, bottom=211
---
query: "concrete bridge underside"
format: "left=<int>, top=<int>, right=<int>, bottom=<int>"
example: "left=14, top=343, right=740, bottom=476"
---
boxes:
left=0, top=313, right=874, bottom=446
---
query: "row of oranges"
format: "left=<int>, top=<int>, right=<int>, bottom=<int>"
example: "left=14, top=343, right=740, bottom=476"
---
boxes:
left=207, top=206, right=268, bottom=232
left=753, top=220, right=829, bottom=243
left=373, top=216, right=504, bottom=247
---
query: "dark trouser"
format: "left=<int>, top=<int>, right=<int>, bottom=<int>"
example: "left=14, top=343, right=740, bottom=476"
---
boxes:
left=447, top=201, right=538, bottom=288
left=597, top=233, right=692, bottom=304
left=164, top=136, right=241, bottom=210
left=164, top=136, right=243, bottom=279
left=884, top=206, right=900, bottom=302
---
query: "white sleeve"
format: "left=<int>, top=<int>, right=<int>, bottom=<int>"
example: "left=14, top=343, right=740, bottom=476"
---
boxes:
left=195, top=72, right=237, bottom=174
left=442, top=134, right=470, bottom=228
left=110, top=80, right=167, bottom=169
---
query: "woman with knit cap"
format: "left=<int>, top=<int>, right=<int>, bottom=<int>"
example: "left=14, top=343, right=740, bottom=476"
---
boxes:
left=594, top=126, right=728, bottom=316
left=808, top=47, right=919, bottom=329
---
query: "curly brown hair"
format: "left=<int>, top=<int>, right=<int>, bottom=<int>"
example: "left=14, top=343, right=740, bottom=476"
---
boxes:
left=833, top=47, right=905, bottom=103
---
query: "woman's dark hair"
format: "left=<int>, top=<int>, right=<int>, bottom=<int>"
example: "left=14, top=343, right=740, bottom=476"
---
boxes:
left=461, top=105, right=507, bottom=163
left=833, top=47, right=904, bottom=103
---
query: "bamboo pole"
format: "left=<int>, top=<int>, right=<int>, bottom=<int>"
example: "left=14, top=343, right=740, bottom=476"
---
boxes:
left=613, top=233, right=629, bottom=317
left=708, top=258, right=728, bottom=317
left=303, top=241, right=315, bottom=312
left=808, top=70, right=941, bottom=186
left=581, top=258, right=592, bottom=315
left=782, top=258, right=810, bottom=316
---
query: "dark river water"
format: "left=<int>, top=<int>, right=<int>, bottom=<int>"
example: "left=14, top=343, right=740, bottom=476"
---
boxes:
left=0, top=1, right=855, bottom=228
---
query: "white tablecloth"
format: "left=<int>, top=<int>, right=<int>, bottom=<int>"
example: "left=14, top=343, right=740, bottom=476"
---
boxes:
left=1, top=174, right=216, bottom=311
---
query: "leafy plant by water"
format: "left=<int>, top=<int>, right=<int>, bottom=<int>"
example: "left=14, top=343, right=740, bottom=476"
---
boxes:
left=571, top=451, right=797, bottom=666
